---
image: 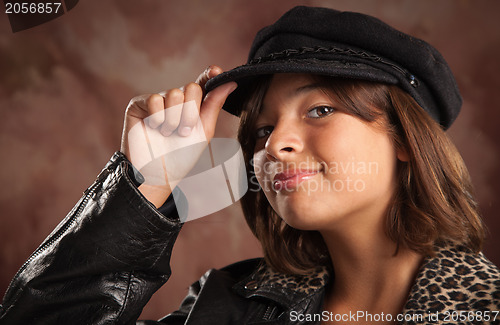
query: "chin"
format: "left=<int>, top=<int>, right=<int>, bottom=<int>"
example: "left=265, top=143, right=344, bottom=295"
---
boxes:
left=271, top=194, right=332, bottom=230
left=276, top=208, right=329, bottom=231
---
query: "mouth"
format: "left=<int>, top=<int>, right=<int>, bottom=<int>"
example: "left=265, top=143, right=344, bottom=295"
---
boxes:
left=272, top=169, right=320, bottom=192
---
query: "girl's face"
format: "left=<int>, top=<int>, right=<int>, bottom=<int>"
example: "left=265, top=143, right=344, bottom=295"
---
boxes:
left=253, top=74, right=402, bottom=232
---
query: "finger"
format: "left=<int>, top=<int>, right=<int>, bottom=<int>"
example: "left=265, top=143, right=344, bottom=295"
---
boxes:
left=200, top=81, right=237, bottom=139
left=145, top=94, right=166, bottom=129
left=126, top=94, right=152, bottom=118
left=178, top=83, right=203, bottom=137
left=195, top=65, right=223, bottom=89
left=160, top=88, right=184, bottom=136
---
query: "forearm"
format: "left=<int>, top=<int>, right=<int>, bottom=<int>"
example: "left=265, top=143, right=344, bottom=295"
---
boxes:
left=0, top=152, right=183, bottom=325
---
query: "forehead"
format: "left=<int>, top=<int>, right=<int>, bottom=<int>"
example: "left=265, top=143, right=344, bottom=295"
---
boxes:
left=265, top=73, right=317, bottom=96
left=260, top=73, right=325, bottom=112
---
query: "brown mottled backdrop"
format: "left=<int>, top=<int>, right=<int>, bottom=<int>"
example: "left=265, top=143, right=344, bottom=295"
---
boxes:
left=0, top=0, right=499, bottom=320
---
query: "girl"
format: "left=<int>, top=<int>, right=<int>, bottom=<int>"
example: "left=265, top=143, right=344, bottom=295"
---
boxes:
left=1, top=6, right=498, bottom=325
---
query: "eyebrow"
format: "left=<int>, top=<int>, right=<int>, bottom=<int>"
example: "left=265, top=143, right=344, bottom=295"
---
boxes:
left=293, top=83, right=324, bottom=96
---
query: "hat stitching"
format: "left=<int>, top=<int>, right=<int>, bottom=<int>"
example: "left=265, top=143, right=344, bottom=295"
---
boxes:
left=248, top=46, right=419, bottom=88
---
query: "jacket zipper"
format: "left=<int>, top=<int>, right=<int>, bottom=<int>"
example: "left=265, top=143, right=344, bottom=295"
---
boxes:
left=262, top=305, right=277, bottom=321
left=4, top=168, right=110, bottom=293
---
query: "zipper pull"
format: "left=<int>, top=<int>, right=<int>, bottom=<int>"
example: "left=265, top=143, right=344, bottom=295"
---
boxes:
left=83, top=166, right=112, bottom=196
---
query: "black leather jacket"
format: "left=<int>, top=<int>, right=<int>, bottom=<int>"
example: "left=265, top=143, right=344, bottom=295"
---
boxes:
left=1, top=152, right=499, bottom=325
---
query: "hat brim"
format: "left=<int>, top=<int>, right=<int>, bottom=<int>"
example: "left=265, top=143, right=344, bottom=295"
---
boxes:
left=205, top=59, right=399, bottom=116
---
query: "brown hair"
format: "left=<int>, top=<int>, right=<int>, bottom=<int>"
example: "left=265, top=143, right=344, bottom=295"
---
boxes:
left=237, top=75, right=485, bottom=275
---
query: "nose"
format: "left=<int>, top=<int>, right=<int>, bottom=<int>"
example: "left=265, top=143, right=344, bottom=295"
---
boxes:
left=265, top=120, right=304, bottom=161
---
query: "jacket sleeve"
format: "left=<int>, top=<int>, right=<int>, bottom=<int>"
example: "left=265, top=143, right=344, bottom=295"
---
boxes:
left=0, top=152, right=185, bottom=325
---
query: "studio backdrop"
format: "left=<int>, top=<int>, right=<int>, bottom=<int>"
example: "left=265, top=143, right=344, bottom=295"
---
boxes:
left=0, top=0, right=499, bottom=320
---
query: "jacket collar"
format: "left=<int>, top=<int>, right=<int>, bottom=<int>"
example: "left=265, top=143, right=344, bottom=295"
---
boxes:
left=233, top=244, right=499, bottom=315
left=402, top=244, right=500, bottom=317
left=233, top=261, right=330, bottom=309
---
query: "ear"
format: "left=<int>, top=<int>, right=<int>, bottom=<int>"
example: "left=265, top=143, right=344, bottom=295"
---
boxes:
left=396, top=147, right=410, bottom=162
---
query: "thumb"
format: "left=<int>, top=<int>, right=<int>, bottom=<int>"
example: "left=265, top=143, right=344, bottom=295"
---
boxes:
left=199, top=81, right=238, bottom=138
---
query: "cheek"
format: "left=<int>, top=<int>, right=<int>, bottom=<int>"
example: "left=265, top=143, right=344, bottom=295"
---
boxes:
left=311, top=118, right=397, bottom=190
left=252, top=149, right=269, bottom=190
left=348, top=132, right=398, bottom=192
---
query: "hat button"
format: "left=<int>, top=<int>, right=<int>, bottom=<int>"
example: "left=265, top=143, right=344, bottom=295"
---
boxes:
left=245, top=280, right=259, bottom=290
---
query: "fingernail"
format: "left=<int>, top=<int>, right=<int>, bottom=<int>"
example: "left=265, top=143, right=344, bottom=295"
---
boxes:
left=179, top=127, right=192, bottom=137
left=208, top=65, right=222, bottom=75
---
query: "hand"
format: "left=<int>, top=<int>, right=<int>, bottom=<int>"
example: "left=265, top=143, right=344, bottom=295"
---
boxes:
left=120, top=66, right=237, bottom=208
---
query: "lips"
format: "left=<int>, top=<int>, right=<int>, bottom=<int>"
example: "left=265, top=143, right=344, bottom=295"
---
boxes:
left=272, top=169, right=320, bottom=192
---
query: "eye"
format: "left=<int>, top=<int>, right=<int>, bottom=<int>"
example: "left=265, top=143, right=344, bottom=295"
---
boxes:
left=255, top=126, right=274, bottom=139
left=306, top=105, right=335, bottom=118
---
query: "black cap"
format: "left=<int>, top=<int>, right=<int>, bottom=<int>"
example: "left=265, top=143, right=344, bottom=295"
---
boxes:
left=205, top=6, right=462, bottom=129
